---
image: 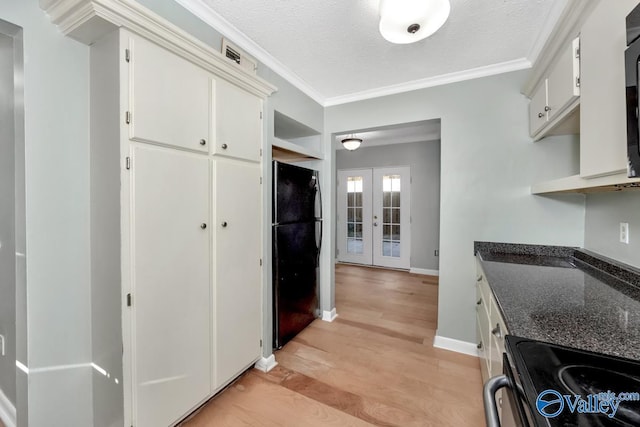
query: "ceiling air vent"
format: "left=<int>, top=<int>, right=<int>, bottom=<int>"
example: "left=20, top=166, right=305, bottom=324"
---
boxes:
left=221, top=38, right=257, bottom=75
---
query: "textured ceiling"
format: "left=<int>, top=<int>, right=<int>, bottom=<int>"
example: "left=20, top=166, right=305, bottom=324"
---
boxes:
left=183, top=0, right=566, bottom=104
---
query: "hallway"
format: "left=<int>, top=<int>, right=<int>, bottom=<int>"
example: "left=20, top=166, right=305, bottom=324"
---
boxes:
left=183, top=264, right=485, bottom=426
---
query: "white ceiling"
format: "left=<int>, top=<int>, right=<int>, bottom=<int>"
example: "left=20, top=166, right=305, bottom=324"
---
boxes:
left=335, top=120, right=441, bottom=150
left=177, top=0, right=567, bottom=106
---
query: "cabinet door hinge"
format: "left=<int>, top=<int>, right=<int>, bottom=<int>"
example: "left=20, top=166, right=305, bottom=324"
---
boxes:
left=125, top=111, right=131, bottom=124
left=126, top=293, right=132, bottom=307
left=260, top=148, right=263, bottom=157
left=126, top=157, right=131, bottom=170
left=260, top=177, right=262, bottom=184
left=260, top=111, right=263, bottom=119
left=575, top=46, right=580, bottom=59
left=259, top=258, right=263, bottom=266
left=125, top=48, right=131, bottom=63
left=260, top=339, right=263, bottom=347
left=575, top=76, right=580, bottom=88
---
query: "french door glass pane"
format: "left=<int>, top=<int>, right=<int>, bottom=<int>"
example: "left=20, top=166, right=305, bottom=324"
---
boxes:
left=382, top=174, right=401, bottom=258
left=347, top=176, right=364, bottom=254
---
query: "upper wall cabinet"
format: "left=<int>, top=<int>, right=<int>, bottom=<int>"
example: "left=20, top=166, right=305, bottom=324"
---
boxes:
left=528, top=37, right=580, bottom=140
left=214, top=78, right=263, bottom=162
left=129, top=35, right=210, bottom=153
left=526, top=0, right=640, bottom=193
left=579, top=0, right=638, bottom=178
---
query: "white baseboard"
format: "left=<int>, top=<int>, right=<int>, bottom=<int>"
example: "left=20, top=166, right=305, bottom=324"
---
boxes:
left=254, top=354, right=278, bottom=373
left=0, top=388, right=16, bottom=427
left=321, top=308, right=338, bottom=322
left=433, top=334, right=479, bottom=357
left=409, top=267, right=439, bottom=276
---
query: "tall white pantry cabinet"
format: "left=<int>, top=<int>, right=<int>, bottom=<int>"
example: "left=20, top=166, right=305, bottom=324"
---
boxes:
left=90, top=27, right=272, bottom=427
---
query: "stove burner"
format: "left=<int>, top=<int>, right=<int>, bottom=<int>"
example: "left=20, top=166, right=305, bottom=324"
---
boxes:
left=558, top=365, right=640, bottom=426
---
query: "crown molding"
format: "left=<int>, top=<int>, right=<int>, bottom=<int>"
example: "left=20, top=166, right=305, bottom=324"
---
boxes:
left=526, top=0, right=569, bottom=67
left=323, top=58, right=532, bottom=107
left=175, top=0, right=325, bottom=105
left=522, top=0, right=598, bottom=97
left=39, top=0, right=276, bottom=98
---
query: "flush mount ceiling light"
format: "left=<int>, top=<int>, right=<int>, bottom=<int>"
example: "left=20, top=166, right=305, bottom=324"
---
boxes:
left=341, top=135, right=363, bottom=151
left=379, top=0, right=451, bottom=44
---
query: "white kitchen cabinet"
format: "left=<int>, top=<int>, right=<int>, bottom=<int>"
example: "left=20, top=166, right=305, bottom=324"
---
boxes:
left=129, top=34, right=210, bottom=153
left=528, top=80, right=548, bottom=136
left=214, top=78, right=263, bottom=162
left=547, top=38, right=580, bottom=121
left=528, top=38, right=580, bottom=140
left=580, top=0, right=637, bottom=178
left=476, top=257, right=509, bottom=420
left=83, top=21, right=274, bottom=427
left=213, top=158, right=262, bottom=390
left=131, top=144, right=211, bottom=427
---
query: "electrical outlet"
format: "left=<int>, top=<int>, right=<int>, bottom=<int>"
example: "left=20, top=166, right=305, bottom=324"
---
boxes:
left=620, top=222, right=630, bottom=244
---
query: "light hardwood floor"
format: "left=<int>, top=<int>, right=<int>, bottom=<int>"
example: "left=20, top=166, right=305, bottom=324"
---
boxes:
left=182, top=264, right=485, bottom=426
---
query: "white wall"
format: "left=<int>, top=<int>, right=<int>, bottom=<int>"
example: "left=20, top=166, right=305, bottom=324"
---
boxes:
left=0, top=2, right=93, bottom=426
left=585, top=192, right=640, bottom=268
left=336, top=140, right=441, bottom=271
left=0, top=29, right=17, bottom=419
left=325, top=70, right=585, bottom=343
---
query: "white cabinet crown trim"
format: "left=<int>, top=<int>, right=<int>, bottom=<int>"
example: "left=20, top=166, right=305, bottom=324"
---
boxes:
left=40, top=0, right=276, bottom=99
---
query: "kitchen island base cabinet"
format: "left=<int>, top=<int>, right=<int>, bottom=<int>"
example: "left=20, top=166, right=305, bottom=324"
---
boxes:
left=131, top=144, right=212, bottom=427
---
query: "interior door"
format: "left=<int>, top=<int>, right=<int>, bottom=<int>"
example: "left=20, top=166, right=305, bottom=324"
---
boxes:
left=372, top=167, right=411, bottom=269
left=337, top=169, right=373, bottom=265
left=131, top=144, right=211, bottom=427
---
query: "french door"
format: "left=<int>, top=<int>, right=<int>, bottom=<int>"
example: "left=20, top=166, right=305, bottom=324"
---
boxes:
left=337, top=167, right=411, bottom=269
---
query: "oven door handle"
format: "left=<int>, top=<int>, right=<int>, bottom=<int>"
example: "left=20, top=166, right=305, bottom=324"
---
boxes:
left=483, top=374, right=509, bottom=427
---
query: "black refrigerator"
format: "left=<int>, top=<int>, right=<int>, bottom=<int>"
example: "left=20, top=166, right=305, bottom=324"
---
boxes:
left=272, top=161, right=322, bottom=349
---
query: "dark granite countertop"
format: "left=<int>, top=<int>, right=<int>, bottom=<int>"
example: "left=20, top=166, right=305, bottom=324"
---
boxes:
left=474, top=242, right=640, bottom=360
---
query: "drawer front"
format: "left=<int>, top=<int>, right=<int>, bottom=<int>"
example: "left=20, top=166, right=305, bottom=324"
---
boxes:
left=489, top=294, right=508, bottom=355
left=476, top=313, right=491, bottom=384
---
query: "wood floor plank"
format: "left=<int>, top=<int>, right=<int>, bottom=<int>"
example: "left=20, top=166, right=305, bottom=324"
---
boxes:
left=182, top=264, right=486, bottom=427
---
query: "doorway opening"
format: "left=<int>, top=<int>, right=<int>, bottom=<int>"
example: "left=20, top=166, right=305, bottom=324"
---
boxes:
left=334, top=119, right=441, bottom=274
left=0, top=17, right=24, bottom=427
left=332, top=118, right=442, bottom=356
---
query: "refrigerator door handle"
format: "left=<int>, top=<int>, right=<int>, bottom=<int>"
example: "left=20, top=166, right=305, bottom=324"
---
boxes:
left=316, top=220, right=323, bottom=266
left=314, top=176, right=322, bottom=220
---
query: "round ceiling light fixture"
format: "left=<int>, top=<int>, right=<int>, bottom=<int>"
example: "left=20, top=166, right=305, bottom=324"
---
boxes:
left=379, top=0, right=451, bottom=44
left=341, top=135, right=363, bottom=151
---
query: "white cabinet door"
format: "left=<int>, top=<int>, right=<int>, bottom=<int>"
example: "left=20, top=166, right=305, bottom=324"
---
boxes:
left=214, top=78, right=262, bottom=162
left=131, top=144, right=211, bottom=427
left=129, top=34, right=210, bottom=153
left=547, top=38, right=580, bottom=121
left=212, top=158, right=262, bottom=389
left=528, top=80, right=548, bottom=137
left=580, top=0, right=638, bottom=177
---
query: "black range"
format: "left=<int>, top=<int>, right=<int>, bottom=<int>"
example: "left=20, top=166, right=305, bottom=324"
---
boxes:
left=497, top=335, right=640, bottom=427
